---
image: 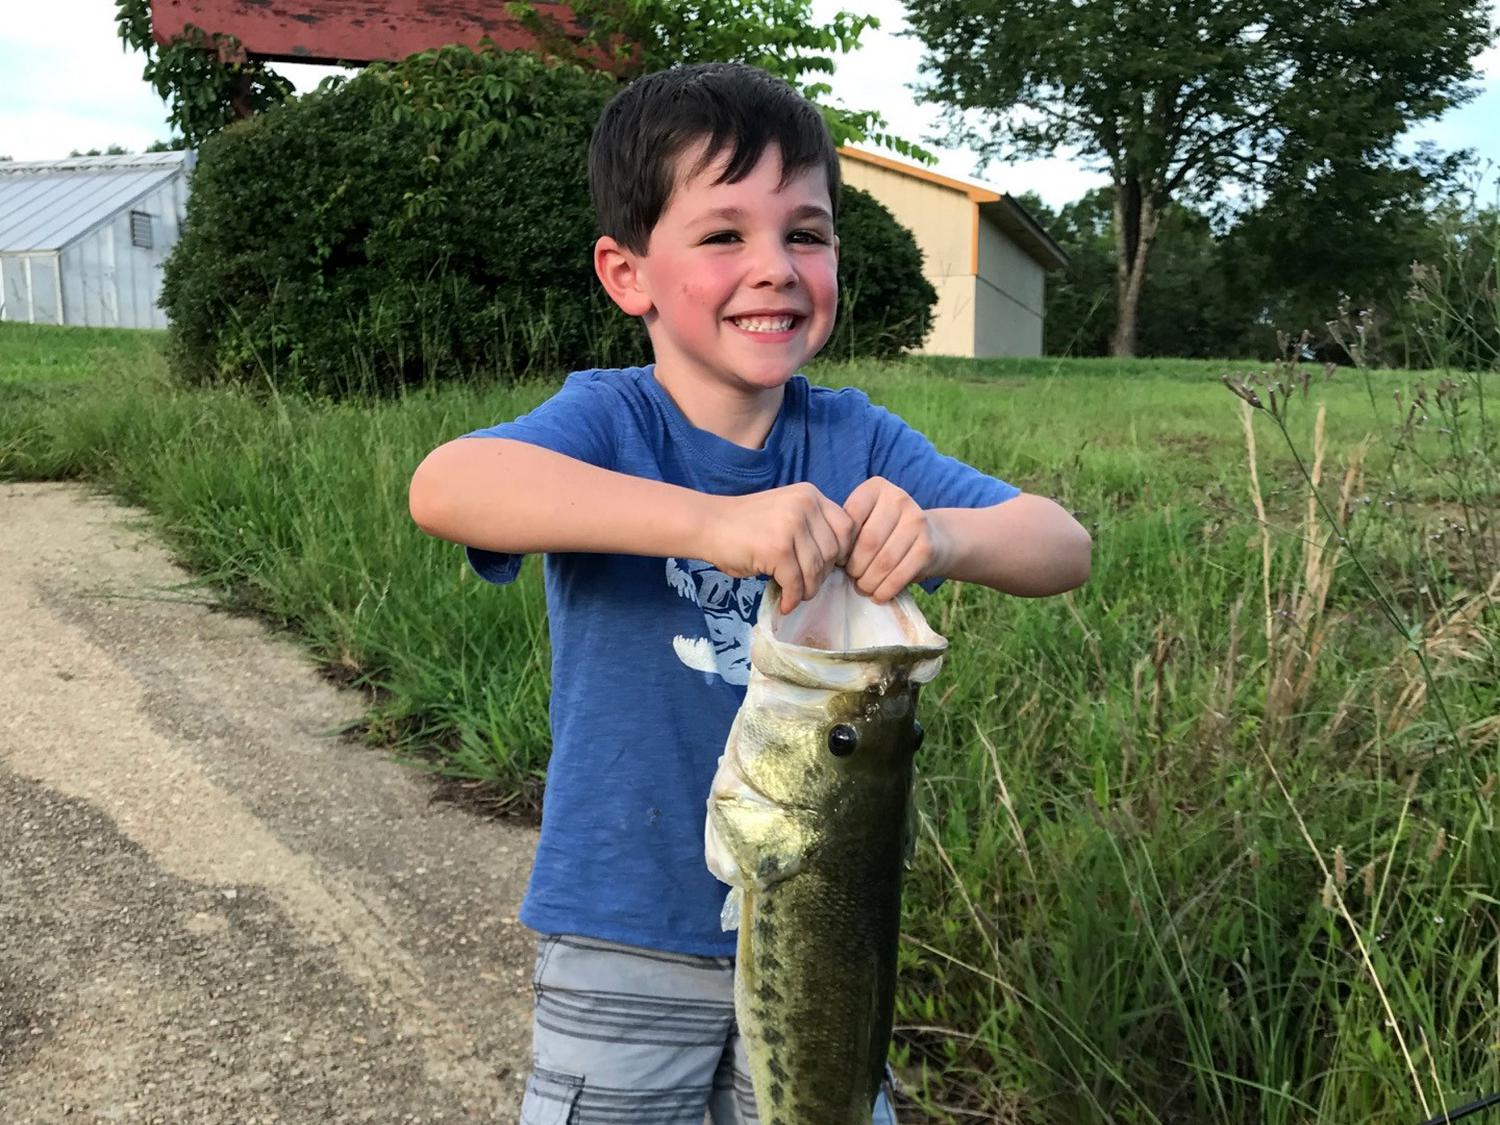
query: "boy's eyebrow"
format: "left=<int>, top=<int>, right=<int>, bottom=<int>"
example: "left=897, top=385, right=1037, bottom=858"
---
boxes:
left=691, top=204, right=834, bottom=225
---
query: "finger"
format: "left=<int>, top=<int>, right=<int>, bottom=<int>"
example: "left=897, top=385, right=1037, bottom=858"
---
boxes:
left=856, top=519, right=920, bottom=599
left=843, top=477, right=883, bottom=528
left=871, top=536, right=934, bottom=603
left=846, top=493, right=901, bottom=580
left=772, top=546, right=804, bottom=614
left=793, top=525, right=827, bottom=606
left=822, top=498, right=858, bottom=566
left=810, top=499, right=848, bottom=573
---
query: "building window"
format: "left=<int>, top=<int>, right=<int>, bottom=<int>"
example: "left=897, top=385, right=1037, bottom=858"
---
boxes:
left=129, top=211, right=153, bottom=249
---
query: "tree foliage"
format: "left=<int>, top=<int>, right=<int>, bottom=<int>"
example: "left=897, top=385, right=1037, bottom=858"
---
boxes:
left=1027, top=189, right=1272, bottom=359
left=159, top=46, right=937, bottom=397
left=115, top=0, right=293, bottom=148
left=115, top=0, right=927, bottom=160
left=904, top=0, right=1496, bottom=356
left=506, top=0, right=930, bottom=160
left=160, top=49, right=627, bottom=396
left=1028, top=163, right=1500, bottom=370
left=831, top=187, right=939, bottom=359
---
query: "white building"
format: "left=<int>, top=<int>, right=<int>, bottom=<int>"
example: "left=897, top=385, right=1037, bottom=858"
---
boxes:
left=0, top=152, right=193, bottom=329
left=838, top=147, right=1067, bottom=357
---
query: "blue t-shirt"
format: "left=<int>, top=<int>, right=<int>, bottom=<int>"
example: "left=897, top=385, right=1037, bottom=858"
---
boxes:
left=461, top=365, right=1018, bottom=955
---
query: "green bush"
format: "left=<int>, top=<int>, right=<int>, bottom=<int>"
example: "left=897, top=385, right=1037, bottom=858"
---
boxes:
left=831, top=186, right=938, bottom=359
left=162, top=48, right=631, bottom=397
left=162, top=47, right=938, bottom=397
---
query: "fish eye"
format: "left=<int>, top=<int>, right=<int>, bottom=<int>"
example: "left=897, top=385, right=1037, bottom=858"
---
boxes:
left=827, top=724, right=858, bottom=758
left=912, top=721, right=925, bottom=752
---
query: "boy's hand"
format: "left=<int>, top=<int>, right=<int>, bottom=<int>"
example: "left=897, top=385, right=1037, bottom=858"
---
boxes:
left=707, top=484, right=856, bottom=614
left=843, top=477, right=951, bottom=603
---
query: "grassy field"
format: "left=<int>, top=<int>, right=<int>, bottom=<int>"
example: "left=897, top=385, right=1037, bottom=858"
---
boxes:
left=2, top=321, right=1496, bottom=1124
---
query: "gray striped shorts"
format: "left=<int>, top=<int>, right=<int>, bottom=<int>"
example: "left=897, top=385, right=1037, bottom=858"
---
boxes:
left=521, top=934, right=900, bottom=1124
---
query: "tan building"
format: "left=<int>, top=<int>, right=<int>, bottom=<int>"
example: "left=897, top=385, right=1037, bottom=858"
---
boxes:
left=837, top=147, right=1067, bottom=357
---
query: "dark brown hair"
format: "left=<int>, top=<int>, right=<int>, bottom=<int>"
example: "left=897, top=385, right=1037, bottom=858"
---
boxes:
left=589, top=62, right=841, bottom=254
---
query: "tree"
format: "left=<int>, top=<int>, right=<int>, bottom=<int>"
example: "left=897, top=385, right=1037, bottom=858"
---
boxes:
left=1027, top=189, right=1269, bottom=359
left=115, top=0, right=294, bottom=148
left=1224, top=146, right=1464, bottom=346
left=903, top=0, right=1495, bottom=356
left=116, top=0, right=925, bottom=160
left=509, top=0, right=927, bottom=158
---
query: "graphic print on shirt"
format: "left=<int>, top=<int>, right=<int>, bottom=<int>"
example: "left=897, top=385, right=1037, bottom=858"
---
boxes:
left=666, top=558, right=767, bottom=686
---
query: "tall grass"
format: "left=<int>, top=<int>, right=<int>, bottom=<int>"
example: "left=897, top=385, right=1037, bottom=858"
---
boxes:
left=1, top=319, right=1495, bottom=1123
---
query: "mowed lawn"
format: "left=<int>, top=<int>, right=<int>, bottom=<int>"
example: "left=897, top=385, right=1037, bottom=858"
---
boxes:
left=3, top=321, right=1496, bottom=1124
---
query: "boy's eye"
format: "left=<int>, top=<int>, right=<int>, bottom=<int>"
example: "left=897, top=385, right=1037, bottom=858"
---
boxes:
left=701, top=230, right=830, bottom=246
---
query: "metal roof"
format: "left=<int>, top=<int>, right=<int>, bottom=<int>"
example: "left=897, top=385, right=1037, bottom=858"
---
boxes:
left=0, top=153, right=192, bottom=254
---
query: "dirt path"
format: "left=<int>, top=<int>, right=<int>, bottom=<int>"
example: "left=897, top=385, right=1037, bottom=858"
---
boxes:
left=0, top=482, right=537, bottom=1123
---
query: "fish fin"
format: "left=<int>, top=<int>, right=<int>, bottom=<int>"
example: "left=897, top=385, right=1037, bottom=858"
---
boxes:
left=902, top=784, right=917, bottom=870
left=704, top=787, right=742, bottom=885
left=719, top=886, right=742, bottom=931
left=707, top=793, right=816, bottom=893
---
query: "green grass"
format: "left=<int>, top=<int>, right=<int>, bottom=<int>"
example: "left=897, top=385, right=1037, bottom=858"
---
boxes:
left=3, top=320, right=1497, bottom=1124
left=0, top=322, right=166, bottom=384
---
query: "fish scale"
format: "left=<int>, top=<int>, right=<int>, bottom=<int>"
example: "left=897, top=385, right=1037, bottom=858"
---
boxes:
left=706, top=572, right=945, bottom=1124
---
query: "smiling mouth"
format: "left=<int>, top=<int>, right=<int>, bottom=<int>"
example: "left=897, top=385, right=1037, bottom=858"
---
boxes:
left=729, top=315, right=800, bottom=334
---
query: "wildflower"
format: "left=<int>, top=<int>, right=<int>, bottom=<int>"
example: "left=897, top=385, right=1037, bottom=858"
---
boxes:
left=1426, top=828, right=1448, bottom=866
left=1222, top=375, right=1264, bottom=410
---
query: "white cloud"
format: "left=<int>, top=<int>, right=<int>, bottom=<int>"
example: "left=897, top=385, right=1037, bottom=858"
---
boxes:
left=0, top=108, right=161, bottom=161
left=0, top=2, right=346, bottom=159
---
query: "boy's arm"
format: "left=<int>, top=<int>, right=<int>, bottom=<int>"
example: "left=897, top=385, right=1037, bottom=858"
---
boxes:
left=844, top=478, right=1091, bottom=603
left=408, top=438, right=855, bottom=611
left=927, top=494, right=1092, bottom=596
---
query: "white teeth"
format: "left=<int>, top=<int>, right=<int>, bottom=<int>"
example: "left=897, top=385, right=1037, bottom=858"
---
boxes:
left=731, top=316, right=795, bottom=333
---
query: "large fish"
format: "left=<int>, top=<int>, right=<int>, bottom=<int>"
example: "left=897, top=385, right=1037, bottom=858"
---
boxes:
left=705, top=569, right=947, bottom=1124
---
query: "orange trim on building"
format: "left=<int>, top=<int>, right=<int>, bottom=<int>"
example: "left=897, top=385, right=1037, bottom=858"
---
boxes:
left=838, top=146, right=1002, bottom=204
left=839, top=146, right=998, bottom=276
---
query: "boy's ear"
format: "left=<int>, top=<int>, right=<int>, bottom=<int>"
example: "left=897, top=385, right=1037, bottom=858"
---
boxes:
left=594, top=235, right=654, bottom=318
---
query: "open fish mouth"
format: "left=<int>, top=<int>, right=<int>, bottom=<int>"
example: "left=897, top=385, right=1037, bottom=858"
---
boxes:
left=753, top=570, right=947, bottom=691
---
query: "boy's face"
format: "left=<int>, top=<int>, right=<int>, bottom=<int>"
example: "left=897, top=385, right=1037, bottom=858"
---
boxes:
left=601, top=141, right=839, bottom=398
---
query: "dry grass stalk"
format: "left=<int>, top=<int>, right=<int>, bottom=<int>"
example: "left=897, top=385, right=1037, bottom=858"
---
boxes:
left=1198, top=594, right=1244, bottom=752
left=1260, top=748, right=1433, bottom=1117
left=918, top=807, right=1001, bottom=968
left=976, top=722, right=1037, bottom=885
left=1241, top=401, right=1275, bottom=652
left=1385, top=569, right=1500, bottom=737
left=1243, top=401, right=1369, bottom=741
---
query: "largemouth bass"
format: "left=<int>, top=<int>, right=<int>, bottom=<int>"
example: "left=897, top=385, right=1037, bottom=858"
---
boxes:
left=705, top=569, right=946, bottom=1124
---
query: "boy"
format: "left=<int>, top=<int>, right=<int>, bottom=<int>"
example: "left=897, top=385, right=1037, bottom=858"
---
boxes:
left=409, top=62, right=1091, bottom=1124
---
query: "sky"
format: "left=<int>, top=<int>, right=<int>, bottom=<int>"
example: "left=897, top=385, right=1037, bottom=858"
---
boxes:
left=2, top=0, right=1497, bottom=210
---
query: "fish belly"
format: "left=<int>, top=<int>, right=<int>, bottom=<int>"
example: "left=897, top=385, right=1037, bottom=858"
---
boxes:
left=735, top=833, right=904, bottom=1124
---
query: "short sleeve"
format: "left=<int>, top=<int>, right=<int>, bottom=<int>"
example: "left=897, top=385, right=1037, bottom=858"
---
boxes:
left=458, top=371, right=622, bottom=584
left=866, top=403, right=1019, bottom=512
left=461, top=370, right=620, bottom=466
left=864, top=399, right=1020, bottom=593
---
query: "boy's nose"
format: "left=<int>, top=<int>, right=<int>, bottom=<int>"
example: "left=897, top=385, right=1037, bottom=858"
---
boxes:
left=749, top=243, right=798, bottom=288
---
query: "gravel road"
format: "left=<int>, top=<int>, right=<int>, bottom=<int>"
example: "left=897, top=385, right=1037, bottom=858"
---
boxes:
left=0, top=482, right=538, bottom=1124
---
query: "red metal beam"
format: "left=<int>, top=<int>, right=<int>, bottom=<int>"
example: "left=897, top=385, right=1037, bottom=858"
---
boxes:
left=149, top=0, right=597, bottom=66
